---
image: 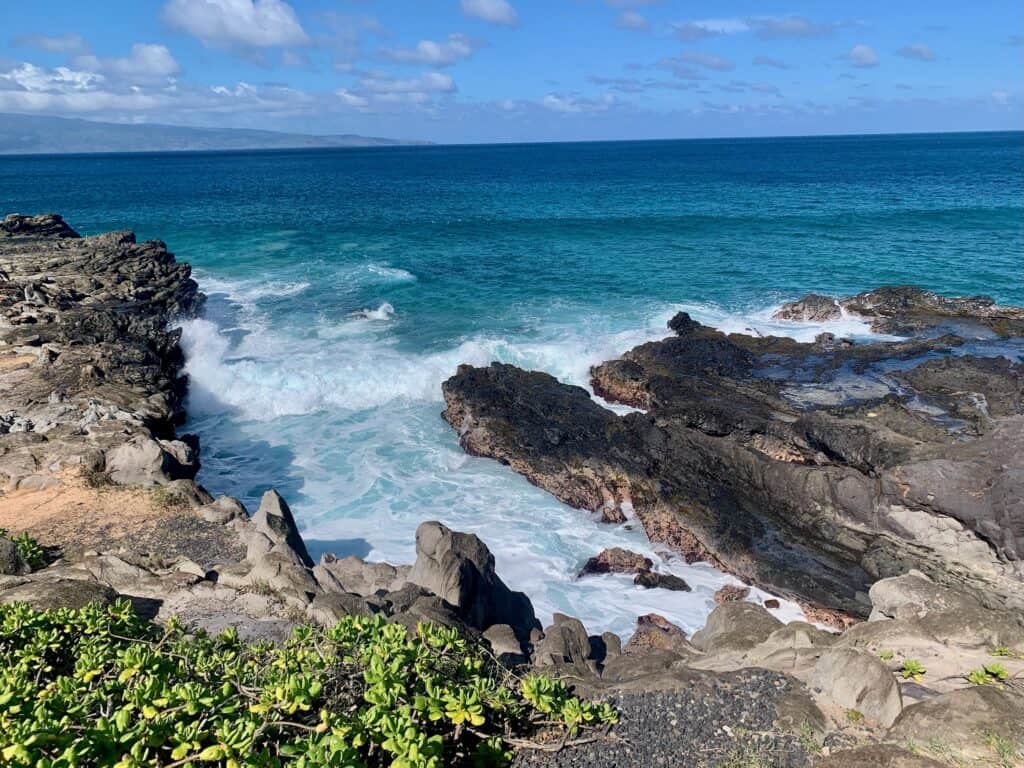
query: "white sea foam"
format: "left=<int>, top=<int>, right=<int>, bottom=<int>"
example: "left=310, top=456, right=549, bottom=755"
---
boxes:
left=182, top=279, right=891, bottom=636
left=364, top=264, right=417, bottom=283
left=350, top=302, right=396, bottom=321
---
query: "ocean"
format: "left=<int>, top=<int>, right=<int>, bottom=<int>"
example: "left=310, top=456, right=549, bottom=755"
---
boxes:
left=3, top=131, right=1022, bottom=637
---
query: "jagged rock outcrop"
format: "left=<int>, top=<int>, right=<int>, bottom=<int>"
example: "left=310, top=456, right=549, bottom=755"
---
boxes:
left=442, top=287, right=1024, bottom=617
left=0, top=213, right=203, bottom=493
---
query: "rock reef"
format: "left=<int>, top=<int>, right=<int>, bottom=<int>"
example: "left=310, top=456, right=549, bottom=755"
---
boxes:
left=442, top=288, right=1024, bottom=621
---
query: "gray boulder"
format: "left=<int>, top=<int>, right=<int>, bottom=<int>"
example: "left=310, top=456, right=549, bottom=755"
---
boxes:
left=0, top=537, right=30, bottom=575
left=251, top=490, right=312, bottom=567
left=306, top=592, right=376, bottom=625
left=106, top=435, right=198, bottom=486
left=533, top=613, right=594, bottom=673
left=870, top=572, right=1024, bottom=651
left=691, top=601, right=783, bottom=652
left=887, top=687, right=1024, bottom=764
left=314, top=554, right=408, bottom=597
left=0, top=578, right=117, bottom=610
left=407, top=521, right=538, bottom=639
left=200, top=495, right=248, bottom=525
left=808, top=648, right=903, bottom=727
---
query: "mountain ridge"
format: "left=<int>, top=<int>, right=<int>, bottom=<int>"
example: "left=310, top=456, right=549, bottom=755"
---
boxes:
left=0, top=112, right=429, bottom=155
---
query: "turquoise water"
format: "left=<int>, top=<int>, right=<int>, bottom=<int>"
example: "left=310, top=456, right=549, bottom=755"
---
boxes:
left=3, top=132, right=1022, bottom=636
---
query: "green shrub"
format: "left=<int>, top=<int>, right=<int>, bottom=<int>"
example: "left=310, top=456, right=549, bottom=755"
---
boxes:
left=0, top=529, right=44, bottom=571
left=899, top=659, right=926, bottom=681
left=0, top=600, right=616, bottom=767
left=968, top=663, right=1009, bottom=686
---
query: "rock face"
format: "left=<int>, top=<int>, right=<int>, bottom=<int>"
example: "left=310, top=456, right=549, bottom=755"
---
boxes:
left=442, top=287, right=1024, bottom=617
left=0, top=213, right=203, bottom=493
left=407, top=521, right=539, bottom=641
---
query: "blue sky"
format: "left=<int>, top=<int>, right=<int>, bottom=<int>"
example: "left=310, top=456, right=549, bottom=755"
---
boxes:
left=1, top=0, right=1021, bottom=142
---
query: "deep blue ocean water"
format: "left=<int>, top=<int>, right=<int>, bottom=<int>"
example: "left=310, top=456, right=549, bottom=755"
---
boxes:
left=3, top=132, right=1022, bottom=635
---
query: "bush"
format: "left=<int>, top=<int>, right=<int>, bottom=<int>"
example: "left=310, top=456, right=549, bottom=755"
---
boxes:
left=0, top=600, right=616, bottom=767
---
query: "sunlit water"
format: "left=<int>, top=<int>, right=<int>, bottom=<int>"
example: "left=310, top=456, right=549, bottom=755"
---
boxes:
left=3, top=132, right=1021, bottom=638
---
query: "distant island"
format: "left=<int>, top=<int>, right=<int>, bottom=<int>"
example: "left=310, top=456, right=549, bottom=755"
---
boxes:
left=0, top=112, right=429, bottom=155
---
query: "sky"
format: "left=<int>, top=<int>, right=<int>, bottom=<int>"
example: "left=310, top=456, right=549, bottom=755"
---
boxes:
left=1, top=0, right=1022, bottom=143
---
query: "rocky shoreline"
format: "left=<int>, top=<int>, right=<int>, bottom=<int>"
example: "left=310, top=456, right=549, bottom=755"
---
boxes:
left=2, top=214, right=1022, bottom=767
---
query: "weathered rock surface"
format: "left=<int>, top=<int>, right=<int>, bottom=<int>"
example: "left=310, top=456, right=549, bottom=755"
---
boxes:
left=578, top=547, right=652, bottom=576
left=1, top=213, right=204, bottom=495
left=442, top=286, right=1024, bottom=618
left=407, top=520, right=539, bottom=641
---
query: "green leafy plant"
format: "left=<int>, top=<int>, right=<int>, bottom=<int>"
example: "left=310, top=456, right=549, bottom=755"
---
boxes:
left=0, top=600, right=616, bottom=767
left=878, top=649, right=894, bottom=662
left=899, top=659, right=926, bottom=681
left=0, top=529, right=44, bottom=571
left=845, top=708, right=864, bottom=724
left=968, top=663, right=1009, bottom=687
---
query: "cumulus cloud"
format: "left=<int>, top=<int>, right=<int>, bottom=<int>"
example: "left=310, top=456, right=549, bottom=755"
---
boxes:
left=162, top=0, right=309, bottom=48
left=333, top=70, right=458, bottom=112
left=589, top=75, right=697, bottom=93
left=11, top=34, right=87, bottom=53
left=460, top=0, right=518, bottom=26
left=383, top=34, right=477, bottom=67
left=74, top=44, right=180, bottom=79
left=896, top=43, right=934, bottom=61
left=843, top=44, right=879, bottom=68
left=0, top=63, right=104, bottom=94
left=753, top=55, right=788, bottom=69
left=617, top=11, right=649, bottom=31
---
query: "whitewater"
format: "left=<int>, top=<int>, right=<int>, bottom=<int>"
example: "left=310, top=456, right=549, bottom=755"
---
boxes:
left=180, top=267, right=885, bottom=639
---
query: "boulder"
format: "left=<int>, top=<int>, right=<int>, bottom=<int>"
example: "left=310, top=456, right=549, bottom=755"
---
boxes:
left=251, top=490, right=312, bottom=567
left=623, top=613, right=696, bottom=657
left=0, top=537, right=30, bottom=575
left=533, top=613, right=594, bottom=672
left=306, top=592, right=375, bottom=625
left=714, top=583, right=750, bottom=603
left=0, top=578, right=117, bottom=610
left=773, top=293, right=842, bottom=322
left=869, top=572, right=1024, bottom=651
left=808, top=648, right=903, bottom=727
left=315, top=554, right=408, bottom=597
left=633, top=571, right=691, bottom=591
left=106, top=435, right=198, bottom=486
left=579, top=547, right=652, bottom=576
left=887, top=687, right=1024, bottom=764
left=691, top=602, right=783, bottom=653
left=407, top=521, right=538, bottom=639
left=200, top=495, right=248, bottom=525
left=483, top=624, right=528, bottom=666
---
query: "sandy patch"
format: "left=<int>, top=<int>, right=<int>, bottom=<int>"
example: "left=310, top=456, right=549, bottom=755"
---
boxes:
left=0, top=471, right=244, bottom=565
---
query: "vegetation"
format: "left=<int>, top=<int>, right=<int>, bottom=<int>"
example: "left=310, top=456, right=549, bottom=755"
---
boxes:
left=899, top=659, right=926, bottom=681
left=966, top=663, right=1009, bottom=687
left=0, top=600, right=617, bottom=767
left=0, top=528, right=44, bottom=571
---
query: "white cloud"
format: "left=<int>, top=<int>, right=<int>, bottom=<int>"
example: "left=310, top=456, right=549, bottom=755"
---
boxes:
left=844, top=44, right=879, bottom=68
left=991, top=90, right=1010, bottom=106
left=162, top=0, right=309, bottom=48
left=75, top=44, right=180, bottom=79
left=12, top=34, right=87, bottom=53
left=617, top=11, right=649, bottom=31
left=541, top=92, right=617, bottom=114
left=0, top=63, right=104, bottom=94
left=460, top=0, right=518, bottom=26
left=674, top=15, right=843, bottom=42
left=384, top=34, right=477, bottom=67
left=897, top=43, right=934, bottom=62
left=333, top=70, right=458, bottom=112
